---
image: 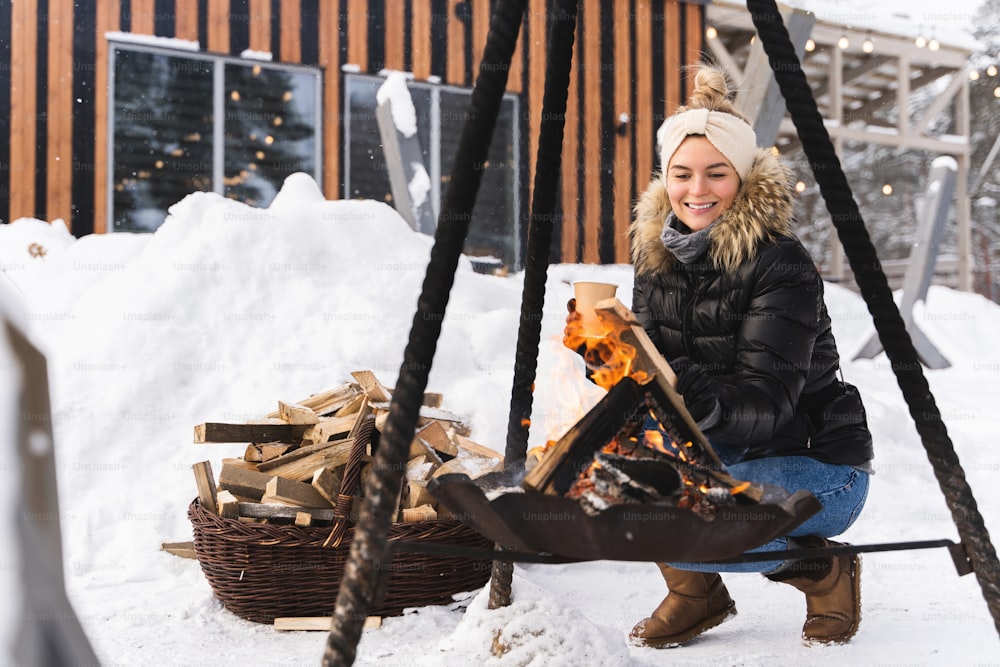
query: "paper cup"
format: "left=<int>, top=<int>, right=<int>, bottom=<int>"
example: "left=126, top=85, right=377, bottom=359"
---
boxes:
left=573, top=281, right=618, bottom=336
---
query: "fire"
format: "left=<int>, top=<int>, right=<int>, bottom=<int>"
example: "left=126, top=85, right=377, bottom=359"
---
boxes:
left=563, top=310, right=650, bottom=391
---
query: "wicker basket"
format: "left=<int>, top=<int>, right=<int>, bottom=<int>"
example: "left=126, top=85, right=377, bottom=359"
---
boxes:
left=188, top=417, right=494, bottom=623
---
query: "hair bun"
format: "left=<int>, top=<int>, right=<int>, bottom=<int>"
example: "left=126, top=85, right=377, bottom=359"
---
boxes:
left=675, top=64, right=750, bottom=124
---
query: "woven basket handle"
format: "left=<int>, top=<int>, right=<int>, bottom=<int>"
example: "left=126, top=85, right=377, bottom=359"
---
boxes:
left=323, top=415, right=376, bottom=548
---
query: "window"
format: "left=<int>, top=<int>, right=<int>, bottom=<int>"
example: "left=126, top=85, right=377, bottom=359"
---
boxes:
left=343, top=73, right=520, bottom=271
left=108, top=42, right=321, bottom=232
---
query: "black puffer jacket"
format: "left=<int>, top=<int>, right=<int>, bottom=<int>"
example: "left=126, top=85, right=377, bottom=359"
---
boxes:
left=630, top=148, right=873, bottom=467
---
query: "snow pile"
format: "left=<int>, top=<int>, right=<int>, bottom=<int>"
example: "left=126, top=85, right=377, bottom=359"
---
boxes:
left=2, top=172, right=999, bottom=664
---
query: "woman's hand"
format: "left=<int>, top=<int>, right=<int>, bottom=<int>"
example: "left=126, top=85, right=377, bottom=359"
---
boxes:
left=563, top=298, right=584, bottom=354
left=670, top=356, right=721, bottom=429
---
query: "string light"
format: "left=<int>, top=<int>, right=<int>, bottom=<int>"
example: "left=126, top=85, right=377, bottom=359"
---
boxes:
left=838, top=35, right=849, bottom=50
left=989, top=65, right=999, bottom=77
left=805, top=38, right=816, bottom=52
left=882, top=184, right=893, bottom=195
left=971, top=71, right=981, bottom=81
left=915, top=33, right=927, bottom=48
left=706, top=26, right=718, bottom=39
left=994, top=87, right=1000, bottom=98
left=862, top=35, right=875, bottom=54
left=928, top=36, right=940, bottom=51
left=795, top=181, right=806, bottom=193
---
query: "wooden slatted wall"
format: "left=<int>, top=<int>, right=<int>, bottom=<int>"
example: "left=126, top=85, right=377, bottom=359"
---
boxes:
left=1, top=0, right=703, bottom=264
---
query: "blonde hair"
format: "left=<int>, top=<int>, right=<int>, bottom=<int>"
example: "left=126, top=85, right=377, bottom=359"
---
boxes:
left=673, top=65, right=750, bottom=125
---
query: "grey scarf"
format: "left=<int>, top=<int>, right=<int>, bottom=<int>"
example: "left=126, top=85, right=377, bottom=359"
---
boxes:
left=659, top=213, right=714, bottom=264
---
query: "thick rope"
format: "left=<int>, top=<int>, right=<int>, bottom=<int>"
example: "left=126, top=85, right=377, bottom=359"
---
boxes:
left=321, top=1, right=527, bottom=664
left=746, top=0, right=1000, bottom=637
left=490, top=0, right=580, bottom=610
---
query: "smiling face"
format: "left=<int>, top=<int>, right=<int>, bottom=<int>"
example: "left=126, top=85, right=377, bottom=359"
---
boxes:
left=665, top=136, right=741, bottom=232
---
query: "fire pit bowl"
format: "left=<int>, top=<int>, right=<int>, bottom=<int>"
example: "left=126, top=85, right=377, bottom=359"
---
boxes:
left=428, top=470, right=823, bottom=563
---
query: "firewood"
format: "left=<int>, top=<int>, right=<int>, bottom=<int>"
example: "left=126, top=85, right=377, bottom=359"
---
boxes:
left=430, top=455, right=503, bottom=480
left=260, top=443, right=295, bottom=462
left=351, top=370, right=393, bottom=402
left=273, top=616, right=381, bottom=632
left=222, top=457, right=260, bottom=471
left=237, top=502, right=335, bottom=522
left=161, top=541, right=196, bottom=560
left=402, top=504, right=437, bottom=522
left=452, top=434, right=503, bottom=465
left=192, top=461, right=218, bottom=514
left=408, top=436, right=444, bottom=468
left=593, top=299, right=678, bottom=387
left=416, top=420, right=458, bottom=459
left=406, top=454, right=435, bottom=482
left=266, top=383, right=360, bottom=418
left=522, top=377, right=645, bottom=495
left=194, top=422, right=307, bottom=444
left=262, top=476, right=333, bottom=509
left=294, top=511, right=313, bottom=527
left=311, top=466, right=343, bottom=505
left=257, top=439, right=357, bottom=482
left=302, top=414, right=356, bottom=445
left=405, top=480, right=436, bottom=509
left=277, top=401, right=320, bottom=425
left=219, top=461, right=272, bottom=501
left=334, top=393, right=366, bottom=417
left=243, top=443, right=263, bottom=463
left=217, top=489, right=241, bottom=518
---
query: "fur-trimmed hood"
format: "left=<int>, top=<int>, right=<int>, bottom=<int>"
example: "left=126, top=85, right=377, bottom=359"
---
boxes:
left=630, top=147, right=795, bottom=275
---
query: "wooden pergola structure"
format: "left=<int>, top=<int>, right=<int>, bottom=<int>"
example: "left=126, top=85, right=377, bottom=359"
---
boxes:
left=706, top=0, right=974, bottom=290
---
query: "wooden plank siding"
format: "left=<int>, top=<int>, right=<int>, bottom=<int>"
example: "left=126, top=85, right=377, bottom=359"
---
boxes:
left=2, top=0, right=704, bottom=267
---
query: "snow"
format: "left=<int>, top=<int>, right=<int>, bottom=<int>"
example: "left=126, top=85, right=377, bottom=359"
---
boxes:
left=377, top=71, right=419, bottom=139
left=105, top=31, right=201, bottom=52
left=239, top=49, right=274, bottom=62
left=3, top=173, right=1000, bottom=664
left=409, top=162, right=432, bottom=210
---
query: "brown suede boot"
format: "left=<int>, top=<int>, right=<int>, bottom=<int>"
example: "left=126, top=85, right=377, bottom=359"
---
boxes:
left=629, top=564, right=737, bottom=648
left=767, top=537, right=861, bottom=644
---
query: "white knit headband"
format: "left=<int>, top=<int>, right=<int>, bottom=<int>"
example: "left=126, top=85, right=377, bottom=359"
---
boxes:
left=657, top=108, right=757, bottom=181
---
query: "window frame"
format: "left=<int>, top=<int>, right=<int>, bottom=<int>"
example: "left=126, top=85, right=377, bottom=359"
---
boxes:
left=342, top=72, right=521, bottom=269
left=106, top=40, right=323, bottom=232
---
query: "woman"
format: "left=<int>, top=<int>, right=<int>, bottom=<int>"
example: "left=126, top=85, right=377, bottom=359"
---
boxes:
left=574, top=66, right=874, bottom=648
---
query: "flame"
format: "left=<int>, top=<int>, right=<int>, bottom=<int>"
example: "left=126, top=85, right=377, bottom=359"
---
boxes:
left=730, top=481, right=751, bottom=496
left=563, top=311, right=650, bottom=391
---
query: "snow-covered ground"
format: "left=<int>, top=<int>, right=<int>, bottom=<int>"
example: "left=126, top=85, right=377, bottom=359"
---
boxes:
left=2, top=173, right=999, bottom=665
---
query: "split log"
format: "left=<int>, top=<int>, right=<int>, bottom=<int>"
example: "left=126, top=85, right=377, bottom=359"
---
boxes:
left=351, top=370, right=392, bottom=402
left=217, top=489, right=241, bottom=518
left=260, top=443, right=295, bottom=462
left=194, top=421, right=307, bottom=444
left=219, top=461, right=272, bottom=501
left=294, top=511, right=313, bottom=528
left=302, top=414, right=356, bottom=445
left=237, top=502, right=335, bottom=522
left=416, top=420, right=458, bottom=459
left=278, top=401, right=320, bottom=425
left=274, top=616, right=381, bottom=632
left=262, top=476, right=334, bottom=509
left=452, top=434, right=504, bottom=464
left=243, top=443, right=263, bottom=463
left=311, top=466, right=344, bottom=505
left=267, top=383, right=361, bottom=418
left=161, top=541, right=196, bottom=559
left=192, top=461, right=218, bottom=514
left=402, top=504, right=437, bottom=522
left=257, top=439, right=357, bottom=482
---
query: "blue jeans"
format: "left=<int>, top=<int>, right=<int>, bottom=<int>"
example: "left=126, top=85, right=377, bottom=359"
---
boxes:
left=669, top=455, right=870, bottom=574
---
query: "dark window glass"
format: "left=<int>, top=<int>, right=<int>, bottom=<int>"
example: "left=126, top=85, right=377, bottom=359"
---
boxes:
left=111, top=49, right=213, bottom=232
left=224, top=64, right=318, bottom=207
left=344, top=74, right=519, bottom=270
